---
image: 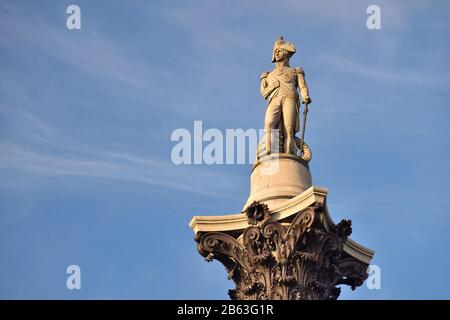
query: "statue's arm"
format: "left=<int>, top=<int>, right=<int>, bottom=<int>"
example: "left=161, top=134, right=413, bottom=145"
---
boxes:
left=296, top=68, right=312, bottom=104
left=260, top=72, right=279, bottom=100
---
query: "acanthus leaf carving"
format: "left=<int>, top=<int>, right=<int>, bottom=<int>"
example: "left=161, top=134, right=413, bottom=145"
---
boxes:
left=195, top=203, right=369, bottom=300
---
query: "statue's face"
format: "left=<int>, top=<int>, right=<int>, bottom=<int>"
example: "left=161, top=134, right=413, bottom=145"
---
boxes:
left=274, top=48, right=287, bottom=62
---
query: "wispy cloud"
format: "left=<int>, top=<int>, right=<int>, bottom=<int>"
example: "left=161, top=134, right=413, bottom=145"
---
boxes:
left=0, top=6, right=142, bottom=87
left=0, top=141, right=246, bottom=200
left=317, top=51, right=450, bottom=86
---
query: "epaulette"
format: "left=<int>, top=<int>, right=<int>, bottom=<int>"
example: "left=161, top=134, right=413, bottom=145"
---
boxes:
left=260, top=71, right=269, bottom=79
left=295, top=67, right=305, bottom=75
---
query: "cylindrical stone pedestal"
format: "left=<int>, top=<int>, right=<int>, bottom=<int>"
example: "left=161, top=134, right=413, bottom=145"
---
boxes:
left=243, top=153, right=312, bottom=210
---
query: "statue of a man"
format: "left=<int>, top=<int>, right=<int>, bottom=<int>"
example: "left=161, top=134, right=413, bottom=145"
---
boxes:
left=260, top=36, right=311, bottom=155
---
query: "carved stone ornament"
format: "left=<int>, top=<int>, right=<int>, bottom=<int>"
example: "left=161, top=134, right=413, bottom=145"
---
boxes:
left=245, top=201, right=271, bottom=226
left=195, top=204, right=368, bottom=300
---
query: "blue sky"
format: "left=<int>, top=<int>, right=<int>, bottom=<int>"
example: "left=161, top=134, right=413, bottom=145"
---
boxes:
left=0, top=0, right=449, bottom=299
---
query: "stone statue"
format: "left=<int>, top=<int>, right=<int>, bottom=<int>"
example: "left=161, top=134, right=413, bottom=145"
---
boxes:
left=190, top=37, right=374, bottom=301
left=260, top=36, right=311, bottom=155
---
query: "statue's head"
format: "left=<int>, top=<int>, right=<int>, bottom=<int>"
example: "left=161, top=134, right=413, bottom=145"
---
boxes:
left=272, top=36, right=296, bottom=63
